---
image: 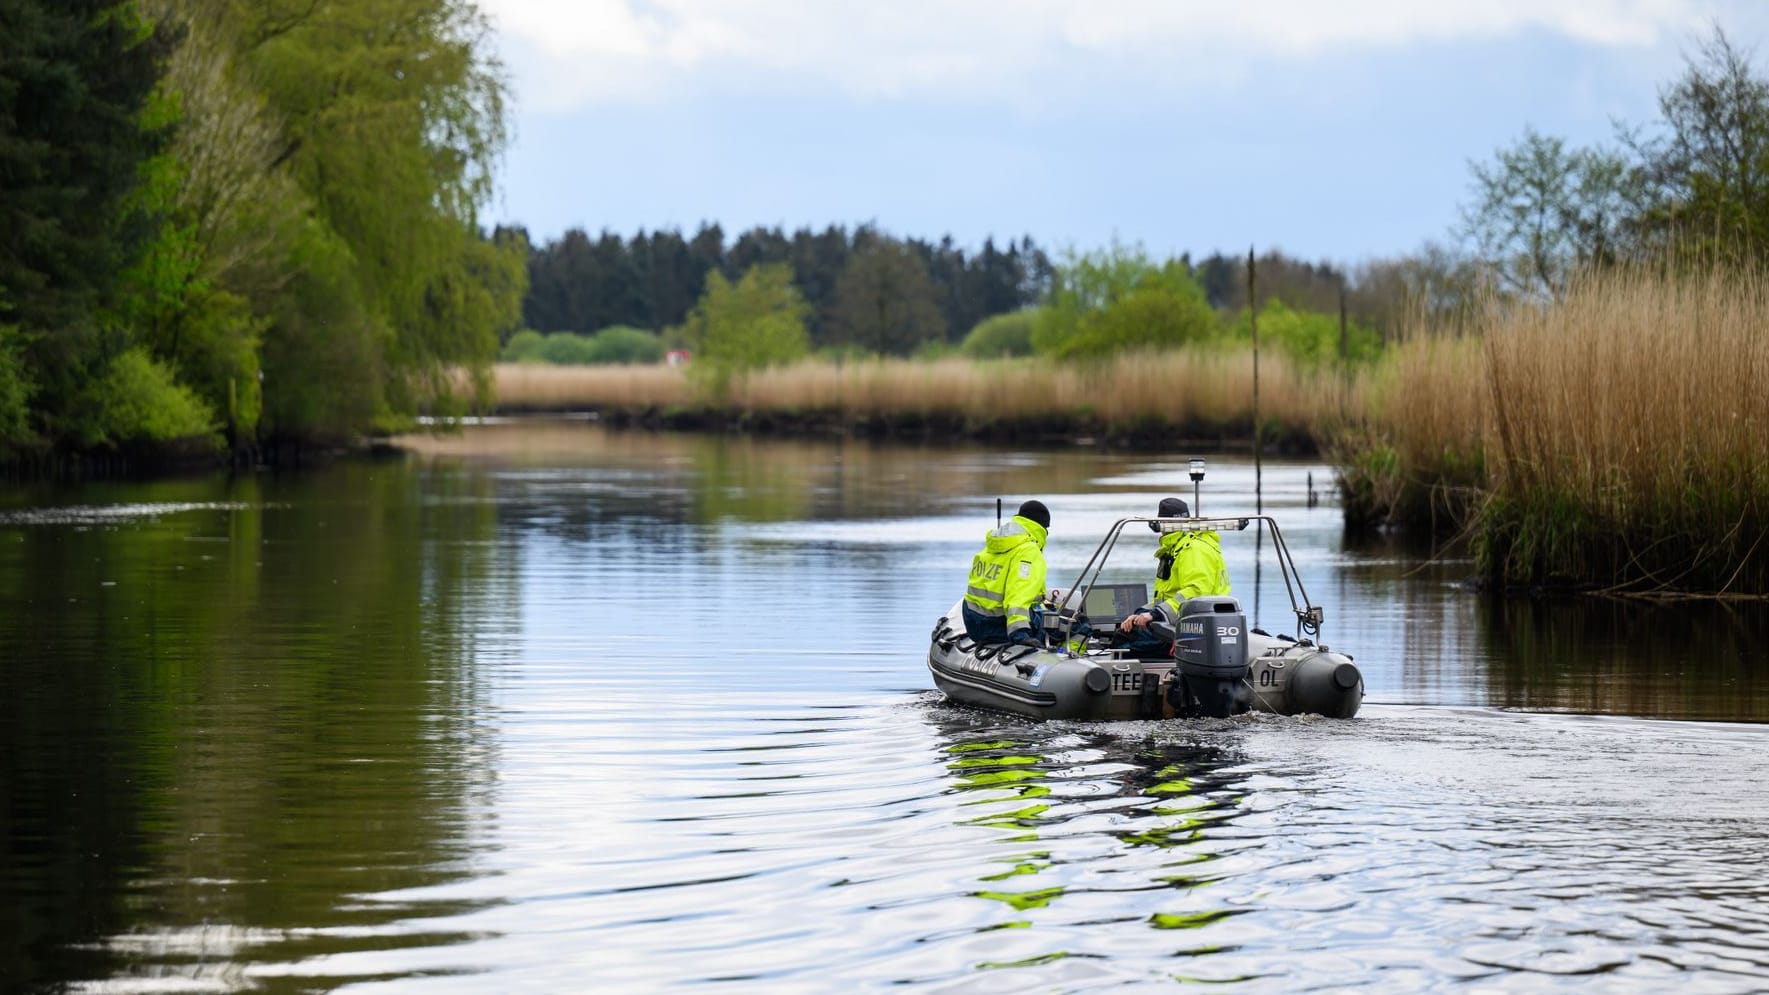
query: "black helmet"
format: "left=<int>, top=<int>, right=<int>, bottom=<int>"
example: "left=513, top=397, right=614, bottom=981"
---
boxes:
left=1149, top=496, right=1188, bottom=531
left=1017, top=499, right=1050, bottom=529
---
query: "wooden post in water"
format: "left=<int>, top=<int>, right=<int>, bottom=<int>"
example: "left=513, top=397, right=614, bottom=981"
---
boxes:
left=1248, top=247, right=1263, bottom=627
left=1248, top=247, right=1261, bottom=517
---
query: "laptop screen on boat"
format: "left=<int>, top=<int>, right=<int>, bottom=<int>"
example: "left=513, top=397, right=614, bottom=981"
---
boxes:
left=1082, top=584, right=1148, bottom=624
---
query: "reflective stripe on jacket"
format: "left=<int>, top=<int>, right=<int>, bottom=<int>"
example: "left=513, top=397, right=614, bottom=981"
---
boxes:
left=1145, top=529, right=1229, bottom=622
left=963, top=515, right=1049, bottom=638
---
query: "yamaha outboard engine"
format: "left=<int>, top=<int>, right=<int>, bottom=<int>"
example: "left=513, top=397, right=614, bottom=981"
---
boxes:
left=1166, top=597, right=1250, bottom=717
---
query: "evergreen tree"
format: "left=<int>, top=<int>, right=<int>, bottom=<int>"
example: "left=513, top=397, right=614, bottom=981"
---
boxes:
left=0, top=0, right=180, bottom=439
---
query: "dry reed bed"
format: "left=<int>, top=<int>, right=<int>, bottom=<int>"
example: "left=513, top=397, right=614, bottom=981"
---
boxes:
left=1348, top=268, right=1769, bottom=593
left=494, top=362, right=693, bottom=409
left=1477, top=271, right=1769, bottom=591
left=495, top=351, right=1354, bottom=438
left=1483, top=272, right=1769, bottom=520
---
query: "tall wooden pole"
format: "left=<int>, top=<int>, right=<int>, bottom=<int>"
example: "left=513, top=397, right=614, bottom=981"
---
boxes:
left=1248, top=247, right=1261, bottom=517
left=1248, top=247, right=1262, bottom=626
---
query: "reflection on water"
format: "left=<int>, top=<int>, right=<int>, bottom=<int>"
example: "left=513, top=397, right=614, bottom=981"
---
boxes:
left=2, top=418, right=1768, bottom=992
left=934, top=713, right=1252, bottom=983
left=1481, top=596, right=1769, bottom=721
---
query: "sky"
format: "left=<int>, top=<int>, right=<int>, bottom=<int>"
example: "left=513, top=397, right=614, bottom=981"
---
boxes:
left=477, top=0, right=1769, bottom=267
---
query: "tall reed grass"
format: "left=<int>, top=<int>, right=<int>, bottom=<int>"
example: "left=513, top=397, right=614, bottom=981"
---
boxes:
left=1343, top=267, right=1769, bottom=595
left=493, top=350, right=1358, bottom=446
left=1480, top=269, right=1769, bottom=593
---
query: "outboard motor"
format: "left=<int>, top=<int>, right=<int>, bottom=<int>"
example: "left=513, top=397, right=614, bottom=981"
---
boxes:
left=1165, top=597, right=1250, bottom=718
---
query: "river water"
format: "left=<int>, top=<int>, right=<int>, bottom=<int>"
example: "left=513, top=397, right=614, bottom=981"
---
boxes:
left=4, top=418, right=1769, bottom=993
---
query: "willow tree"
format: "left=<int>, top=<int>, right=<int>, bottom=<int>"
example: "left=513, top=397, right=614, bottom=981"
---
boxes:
left=222, top=0, right=523, bottom=434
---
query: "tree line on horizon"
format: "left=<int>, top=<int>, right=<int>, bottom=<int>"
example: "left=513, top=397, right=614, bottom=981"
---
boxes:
left=505, top=223, right=1480, bottom=368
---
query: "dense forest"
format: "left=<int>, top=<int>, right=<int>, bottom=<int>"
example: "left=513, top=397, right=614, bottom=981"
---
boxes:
left=0, top=0, right=523, bottom=462
left=514, top=225, right=1053, bottom=352
left=508, top=224, right=1469, bottom=364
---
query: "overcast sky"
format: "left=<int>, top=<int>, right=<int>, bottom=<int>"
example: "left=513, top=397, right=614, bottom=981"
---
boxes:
left=478, top=0, right=1769, bottom=266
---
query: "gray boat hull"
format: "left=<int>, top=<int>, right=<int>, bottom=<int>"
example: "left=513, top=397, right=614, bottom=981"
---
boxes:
left=928, top=603, right=1363, bottom=721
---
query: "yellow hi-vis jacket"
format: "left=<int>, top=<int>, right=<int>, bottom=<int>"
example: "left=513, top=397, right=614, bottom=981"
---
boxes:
left=1145, top=528, right=1230, bottom=622
left=963, top=515, right=1049, bottom=639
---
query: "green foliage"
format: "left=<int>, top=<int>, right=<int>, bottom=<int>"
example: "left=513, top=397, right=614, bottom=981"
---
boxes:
left=0, top=0, right=179, bottom=433
left=500, top=326, right=665, bottom=365
left=1230, top=298, right=1384, bottom=366
left=521, top=224, right=1050, bottom=351
left=1630, top=29, right=1769, bottom=265
left=537, top=333, right=600, bottom=365
left=678, top=264, right=810, bottom=397
left=0, top=324, right=33, bottom=446
left=961, top=309, right=1039, bottom=358
left=1462, top=127, right=1634, bottom=299
left=234, top=0, right=519, bottom=429
left=501, top=330, right=546, bottom=362
left=828, top=238, right=947, bottom=355
left=1465, top=28, right=1769, bottom=286
left=259, top=220, right=382, bottom=441
left=74, top=348, right=217, bottom=446
left=587, top=325, right=665, bottom=364
left=1033, top=246, right=1217, bottom=358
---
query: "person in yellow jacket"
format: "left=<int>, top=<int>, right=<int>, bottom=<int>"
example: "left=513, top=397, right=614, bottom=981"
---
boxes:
left=961, top=500, right=1050, bottom=647
left=1118, top=497, right=1230, bottom=656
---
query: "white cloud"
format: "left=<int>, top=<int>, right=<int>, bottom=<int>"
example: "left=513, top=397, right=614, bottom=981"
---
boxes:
left=480, top=0, right=1717, bottom=112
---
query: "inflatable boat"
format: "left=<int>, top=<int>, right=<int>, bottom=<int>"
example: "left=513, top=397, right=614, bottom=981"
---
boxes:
left=928, top=512, right=1363, bottom=721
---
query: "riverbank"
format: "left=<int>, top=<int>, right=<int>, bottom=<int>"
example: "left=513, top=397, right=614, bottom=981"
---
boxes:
left=488, top=268, right=1769, bottom=598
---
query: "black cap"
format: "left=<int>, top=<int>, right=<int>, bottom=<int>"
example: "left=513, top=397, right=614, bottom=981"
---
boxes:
left=1150, top=497, right=1188, bottom=531
left=1017, top=499, right=1050, bottom=529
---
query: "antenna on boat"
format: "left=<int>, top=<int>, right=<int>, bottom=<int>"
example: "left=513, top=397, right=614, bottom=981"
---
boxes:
left=996, top=497, right=1002, bottom=528
left=1188, top=457, right=1205, bottom=517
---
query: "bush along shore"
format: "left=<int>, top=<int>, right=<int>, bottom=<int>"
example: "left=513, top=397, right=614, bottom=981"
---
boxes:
left=1335, top=268, right=1769, bottom=598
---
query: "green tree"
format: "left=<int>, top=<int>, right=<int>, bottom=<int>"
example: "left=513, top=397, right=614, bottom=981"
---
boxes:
left=1229, top=298, right=1383, bottom=367
left=232, top=0, right=521, bottom=431
left=961, top=309, right=1039, bottom=358
left=587, top=325, right=665, bottom=364
left=829, top=238, right=947, bottom=355
left=0, top=322, right=30, bottom=447
left=1033, top=245, right=1217, bottom=358
left=537, top=333, right=598, bottom=365
left=500, top=329, right=545, bottom=362
left=1626, top=27, right=1769, bottom=263
left=0, top=0, right=180, bottom=442
left=1462, top=127, right=1635, bottom=299
left=678, top=264, right=809, bottom=398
